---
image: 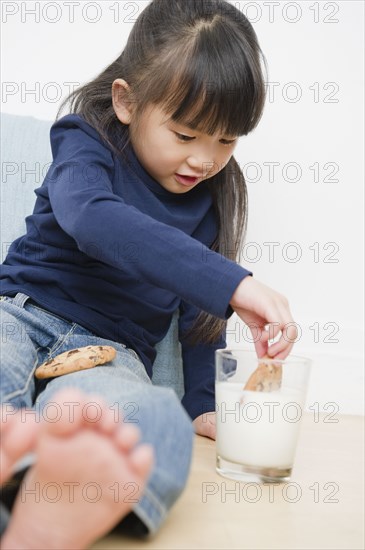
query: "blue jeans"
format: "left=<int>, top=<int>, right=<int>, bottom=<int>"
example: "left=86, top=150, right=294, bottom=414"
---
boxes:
left=0, top=293, right=194, bottom=537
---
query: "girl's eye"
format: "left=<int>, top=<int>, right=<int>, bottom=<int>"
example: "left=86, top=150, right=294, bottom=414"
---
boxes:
left=220, top=139, right=237, bottom=146
left=174, top=132, right=237, bottom=146
left=175, top=132, right=194, bottom=142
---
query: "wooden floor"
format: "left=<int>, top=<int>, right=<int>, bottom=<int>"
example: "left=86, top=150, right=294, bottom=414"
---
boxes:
left=92, top=413, right=364, bottom=549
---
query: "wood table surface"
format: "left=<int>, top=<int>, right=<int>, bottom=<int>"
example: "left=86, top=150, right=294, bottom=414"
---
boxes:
left=92, top=413, right=364, bottom=550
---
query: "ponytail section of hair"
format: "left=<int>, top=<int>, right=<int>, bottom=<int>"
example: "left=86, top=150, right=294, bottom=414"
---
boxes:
left=180, top=155, right=248, bottom=347
left=56, top=0, right=267, bottom=346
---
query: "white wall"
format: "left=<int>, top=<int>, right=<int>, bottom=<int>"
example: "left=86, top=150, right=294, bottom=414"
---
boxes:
left=1, top=1, right=364, bottom=414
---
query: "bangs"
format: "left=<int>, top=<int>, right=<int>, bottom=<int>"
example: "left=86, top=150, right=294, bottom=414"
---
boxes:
left=144, top=20, right=266, bottom=138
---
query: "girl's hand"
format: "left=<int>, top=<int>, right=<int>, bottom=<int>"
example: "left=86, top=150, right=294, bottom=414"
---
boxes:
left=230, top=276, right=298, bottom=360
left=192, top=412, right=216, bottom=440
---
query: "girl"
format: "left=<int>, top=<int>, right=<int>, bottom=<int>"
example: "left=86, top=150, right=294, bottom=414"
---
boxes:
left=0, top=0, right=297, bottom=547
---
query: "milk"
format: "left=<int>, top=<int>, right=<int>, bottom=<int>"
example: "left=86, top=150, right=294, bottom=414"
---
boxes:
left=216, top=381, right=304, bottom=469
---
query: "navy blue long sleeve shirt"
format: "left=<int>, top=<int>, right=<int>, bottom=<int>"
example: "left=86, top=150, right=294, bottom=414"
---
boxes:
left=0, top=114, right=252, bottom=420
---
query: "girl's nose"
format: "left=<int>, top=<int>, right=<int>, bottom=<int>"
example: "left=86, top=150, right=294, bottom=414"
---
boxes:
left=187, top=157, right=218, bottom=178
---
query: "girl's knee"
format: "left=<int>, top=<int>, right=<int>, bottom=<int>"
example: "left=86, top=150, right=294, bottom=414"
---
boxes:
left=157, top=388, right=194, bottom=437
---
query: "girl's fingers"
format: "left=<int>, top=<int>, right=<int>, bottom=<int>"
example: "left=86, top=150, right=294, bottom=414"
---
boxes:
left=253, top=337, right=268, bottom=359
left=269, top=347, right=293, bottom=361
left=263, top=321, right=282, bottom=341
left=268, top=338, right=294, bottom=360
left=277, top=299, right=298, bottom=339
left=266, top=320, right=296, bottom=358
left=283, top=321, right=299, bottom=345
left=265, top=304, right=297, bottom=359
left=234, top=292, right=298, bottom=360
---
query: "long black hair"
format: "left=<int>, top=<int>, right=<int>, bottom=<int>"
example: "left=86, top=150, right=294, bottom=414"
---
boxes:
left=56, top=0, right=268, bottom=345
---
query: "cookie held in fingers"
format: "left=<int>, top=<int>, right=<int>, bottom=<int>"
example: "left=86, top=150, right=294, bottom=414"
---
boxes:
left=35, top=345, right=117, bottom=379
left=243, top=356, right=282, bottom=392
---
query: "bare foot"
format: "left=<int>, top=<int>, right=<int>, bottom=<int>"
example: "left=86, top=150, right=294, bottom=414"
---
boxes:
left=1, top=389, right=154, bottom=550
left=0, top=405, right=40, bottom=485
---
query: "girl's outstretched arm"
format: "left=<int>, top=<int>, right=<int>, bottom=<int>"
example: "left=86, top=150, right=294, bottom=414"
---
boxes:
left=230, top=277, right=298, bottom=360
left=45, top=115, right=251, bottom=322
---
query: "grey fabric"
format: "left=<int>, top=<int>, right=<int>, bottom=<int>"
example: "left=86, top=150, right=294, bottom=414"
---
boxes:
left=152, top=308, right=184, bottom=399
left=0, top=112, right=184, bottom=397
left=1, top=113, right=53, bottom=258
left=0, top=503, right=10, bottom=537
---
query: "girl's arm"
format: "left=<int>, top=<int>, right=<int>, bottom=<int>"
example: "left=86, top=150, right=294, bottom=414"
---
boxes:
left=46, top=118, right=251, bottom=322
left=48, top=116, right=296, bottom=363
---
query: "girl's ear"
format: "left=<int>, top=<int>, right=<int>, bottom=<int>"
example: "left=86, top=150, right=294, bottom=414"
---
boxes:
left=112, top=78, right=136, bottom=124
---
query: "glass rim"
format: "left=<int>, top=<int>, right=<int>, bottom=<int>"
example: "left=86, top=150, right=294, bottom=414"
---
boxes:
left=215, top=348, right=311, bottom=366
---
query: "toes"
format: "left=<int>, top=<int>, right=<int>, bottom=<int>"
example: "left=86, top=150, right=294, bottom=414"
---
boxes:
left=0, top=404, right=18, bottom=433
left=41, top=391, right=125, bottom=439
left=1, top=411, right=39, bottom=457
left=114, top=423, right=141, bottom=452
left=80, top=394, right=118, bottom=435
left=40, top=388, right=86, bottom=437
left=129, top=444, right=154, bottom=480
left=0, top=409, right=40, bottom=484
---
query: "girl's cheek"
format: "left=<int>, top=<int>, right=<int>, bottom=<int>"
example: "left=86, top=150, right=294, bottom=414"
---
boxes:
left=164, top=150, right=179, bottom=164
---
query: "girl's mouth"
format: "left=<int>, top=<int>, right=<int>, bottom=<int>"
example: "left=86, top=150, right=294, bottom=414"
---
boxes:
left=174, top=173, right=199, bottom=186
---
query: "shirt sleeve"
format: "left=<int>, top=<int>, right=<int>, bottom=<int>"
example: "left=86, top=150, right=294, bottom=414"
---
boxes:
left=178, top=299, right=229, bottom=421
left=46, top=120, right=252, bottom=319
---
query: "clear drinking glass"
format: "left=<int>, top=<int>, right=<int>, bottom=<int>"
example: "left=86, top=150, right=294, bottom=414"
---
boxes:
left=215, top=349, right=311, bottom=482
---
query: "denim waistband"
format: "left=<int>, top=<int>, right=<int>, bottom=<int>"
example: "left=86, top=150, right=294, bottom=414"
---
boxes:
left=1, top=293, right=45, bottom=312
left=1, top=292, right=144, bottom=364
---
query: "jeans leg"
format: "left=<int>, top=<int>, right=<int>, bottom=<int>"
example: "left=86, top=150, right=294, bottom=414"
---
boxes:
left=34, top=338, right=194, bottom=537
left=0, top=296, right=38, bottom=408
left=0, top=293, right=91, bottom=535
left=0, top=295, right=40, bottom=538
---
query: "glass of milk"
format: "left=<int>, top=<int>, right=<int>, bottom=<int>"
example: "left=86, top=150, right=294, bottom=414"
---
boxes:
left=215, top=349, right=311, bottom=482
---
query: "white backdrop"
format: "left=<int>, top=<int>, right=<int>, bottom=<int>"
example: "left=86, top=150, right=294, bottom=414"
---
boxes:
left=1, top=1, right=364, bottom=414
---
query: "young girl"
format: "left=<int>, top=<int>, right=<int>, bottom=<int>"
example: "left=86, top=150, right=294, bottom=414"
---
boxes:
left=0, top=0, right=297, bottom=547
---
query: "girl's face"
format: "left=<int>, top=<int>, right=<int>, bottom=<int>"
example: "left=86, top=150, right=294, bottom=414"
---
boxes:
left=119, top=101, right=239, bottom=194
